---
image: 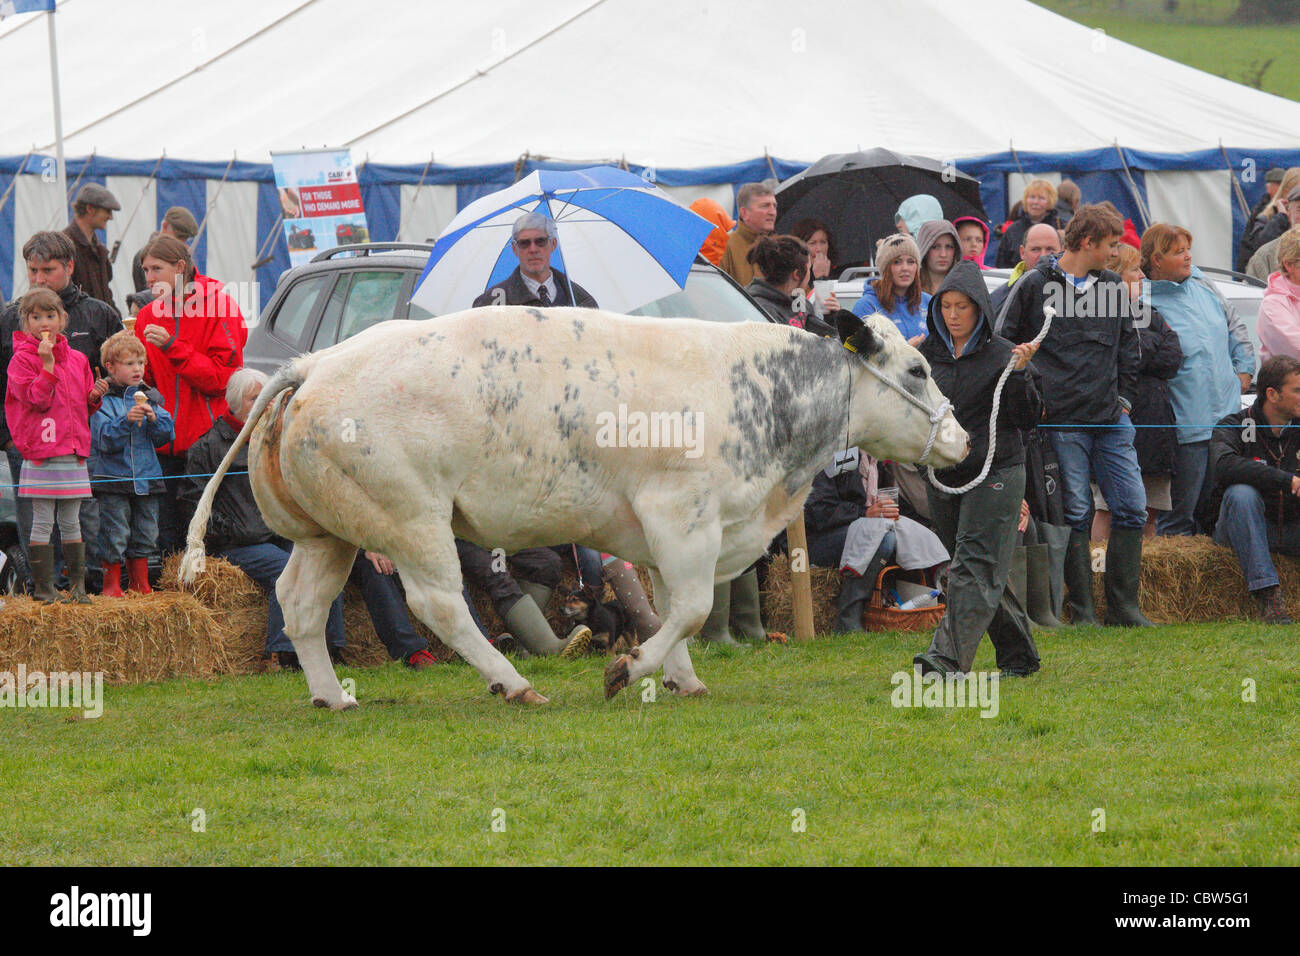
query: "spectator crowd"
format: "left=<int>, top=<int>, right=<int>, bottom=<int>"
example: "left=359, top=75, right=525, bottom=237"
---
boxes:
left=6, top=166, right=1300, bottom=679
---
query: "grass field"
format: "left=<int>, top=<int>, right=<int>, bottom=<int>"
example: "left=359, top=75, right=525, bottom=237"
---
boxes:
left=1035, top=0, right=1300, bottom=102
left=4, top=622, right=1297, bottom=866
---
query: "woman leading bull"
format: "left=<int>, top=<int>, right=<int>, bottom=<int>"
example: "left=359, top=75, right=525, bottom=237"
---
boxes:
left=911, top=261, right=1043, bottom=678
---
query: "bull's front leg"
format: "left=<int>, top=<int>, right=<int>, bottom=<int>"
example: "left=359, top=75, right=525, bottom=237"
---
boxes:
left=605, top=529, right=717, bottom=700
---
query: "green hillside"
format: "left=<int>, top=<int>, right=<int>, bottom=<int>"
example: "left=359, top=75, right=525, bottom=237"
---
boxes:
left=1034, top=0, right=1300, bottom=102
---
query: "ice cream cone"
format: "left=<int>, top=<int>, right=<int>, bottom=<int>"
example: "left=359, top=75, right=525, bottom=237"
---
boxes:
left=134, top=390, right=149, bottom=426
left=123, top=315, right=137, bottom=333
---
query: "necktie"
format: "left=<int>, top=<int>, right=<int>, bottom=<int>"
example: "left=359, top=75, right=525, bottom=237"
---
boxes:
left=537, top=283, right=551, bottom=305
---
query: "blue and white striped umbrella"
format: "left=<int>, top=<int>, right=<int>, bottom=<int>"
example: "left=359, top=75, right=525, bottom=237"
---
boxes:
left=410, top=166, right=716, bottom=316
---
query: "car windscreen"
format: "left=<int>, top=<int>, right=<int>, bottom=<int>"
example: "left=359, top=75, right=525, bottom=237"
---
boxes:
left=629, top=267, right=767, bottom=323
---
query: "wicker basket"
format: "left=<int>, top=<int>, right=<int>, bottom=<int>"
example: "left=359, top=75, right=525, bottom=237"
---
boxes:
left=860, top=565, right=945, bottom=633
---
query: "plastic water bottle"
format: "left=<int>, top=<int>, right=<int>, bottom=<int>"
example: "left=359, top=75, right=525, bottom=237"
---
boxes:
left=898, top=589, right=941, bottom=611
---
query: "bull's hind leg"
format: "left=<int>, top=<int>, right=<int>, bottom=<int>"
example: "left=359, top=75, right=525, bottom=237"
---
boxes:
left=649, top=569, right=708, bottom=697
left=605, top=521, right=718, bottom=700
left=276, top=534, right=359, bottom=710
left=390, top=519, right=544, bottom=704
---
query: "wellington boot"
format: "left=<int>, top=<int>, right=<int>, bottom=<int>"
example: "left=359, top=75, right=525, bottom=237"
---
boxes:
left=29, top=543, right=61, bottom=604
left=1063, top=530, right=1097, bottom=625
left=61, top=542, right=93, bottom=605
left=1102, top=527, right=1154, bottom=627
left=1024, top=543, right=1061, bottom=627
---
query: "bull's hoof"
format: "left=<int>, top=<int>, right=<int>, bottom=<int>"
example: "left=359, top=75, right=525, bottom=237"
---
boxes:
left=311, top=693, right=358, bottom=711
left=664, top=678, right=709, bottom=697
left=604, top=654, right=632, bottom=700
left=506, top=687, right=550, bottom=705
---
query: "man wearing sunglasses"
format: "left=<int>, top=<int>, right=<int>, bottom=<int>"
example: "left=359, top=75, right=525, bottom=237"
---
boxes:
left=472, top=212, right=598, bottom=309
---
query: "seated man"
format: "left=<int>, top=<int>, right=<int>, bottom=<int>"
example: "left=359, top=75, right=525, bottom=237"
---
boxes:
left=1205, top=354, right=1300, bottom=624
left=471, top=212, right=597, bottom=309
left=455, top=539, right=591, bottom=656
left=181, top=368, right=345, bottom=668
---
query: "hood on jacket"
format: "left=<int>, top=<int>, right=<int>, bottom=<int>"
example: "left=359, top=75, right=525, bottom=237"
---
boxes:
left=690, top=197, right=734, bottom=267
left=916, top=219, right=961, bottom=266
left=895, top=194, right=943, bottom=239
left=952, top=215, right=990, bottom=269
left=926, top=260, right=993, bottom=356
left=1265, top=269, right=1300, bottom=301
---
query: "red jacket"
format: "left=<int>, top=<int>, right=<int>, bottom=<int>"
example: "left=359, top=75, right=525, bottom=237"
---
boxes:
left=4, top=331, right=97, bottom=463
left=134, top=273, right=246, bottom=457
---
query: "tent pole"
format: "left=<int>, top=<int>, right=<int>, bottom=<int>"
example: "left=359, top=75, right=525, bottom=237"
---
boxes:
left=250, top=212, right=285, bottom=270
left=191, top=153, right=237, bottom=248
left=1114, top=142, right=1151, bottom=231
left=0, top=148, right=35, bottom=217
left=1218, top=141, right=1251, bottom=219
left=110, top=152, right=166, bottom=263
left=46, top=9, right=66, bottom=220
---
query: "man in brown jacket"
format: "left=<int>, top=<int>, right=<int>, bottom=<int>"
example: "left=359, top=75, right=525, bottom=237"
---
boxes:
left=63, top=183, right=120, bottom=313
left=719, top=182, right=777, bottom=286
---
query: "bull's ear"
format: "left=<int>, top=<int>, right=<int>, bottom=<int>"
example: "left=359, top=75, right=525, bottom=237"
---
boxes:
left=831, top=309, right=882, bottom=357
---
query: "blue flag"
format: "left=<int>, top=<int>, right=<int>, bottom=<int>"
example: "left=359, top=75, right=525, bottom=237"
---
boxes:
left=0, top=0, right=57, bottom=17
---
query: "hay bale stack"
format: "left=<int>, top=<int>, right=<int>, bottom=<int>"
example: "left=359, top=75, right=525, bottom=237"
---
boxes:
left=0, top=593, right=236, bottom=685
left=759, top=553, right=843, bottom=635
left=1091, top=534, right=1299, bottom=623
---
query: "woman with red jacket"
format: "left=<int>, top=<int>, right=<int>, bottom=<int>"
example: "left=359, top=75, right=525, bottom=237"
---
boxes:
left=135, top=234, right=246, bottom=553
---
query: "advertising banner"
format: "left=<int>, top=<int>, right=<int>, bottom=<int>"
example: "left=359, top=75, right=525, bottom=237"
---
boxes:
left=271, top=147, right=369, bottom=268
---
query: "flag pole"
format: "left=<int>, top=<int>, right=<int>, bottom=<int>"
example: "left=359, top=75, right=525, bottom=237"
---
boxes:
left=46, top=7, right=67, bottom=215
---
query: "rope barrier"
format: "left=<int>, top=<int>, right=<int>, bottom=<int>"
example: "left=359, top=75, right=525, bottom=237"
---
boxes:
left=3, top=469, right=248, bottom=490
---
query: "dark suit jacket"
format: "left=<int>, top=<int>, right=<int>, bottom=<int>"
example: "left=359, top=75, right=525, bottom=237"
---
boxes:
left=471, top=267, right=598, bottom=309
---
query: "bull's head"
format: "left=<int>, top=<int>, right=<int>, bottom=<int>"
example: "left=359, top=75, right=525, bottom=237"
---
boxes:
left=835, top=311, right=969, bottom=469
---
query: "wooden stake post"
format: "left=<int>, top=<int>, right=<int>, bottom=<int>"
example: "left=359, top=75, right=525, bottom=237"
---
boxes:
left=785, top=512, right=816, bottom=642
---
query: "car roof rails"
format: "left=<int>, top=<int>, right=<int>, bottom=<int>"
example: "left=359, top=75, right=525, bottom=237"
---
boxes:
left=310, top=242, right=435, bottom=263
left=1198, top=266, right=1266, bottom=289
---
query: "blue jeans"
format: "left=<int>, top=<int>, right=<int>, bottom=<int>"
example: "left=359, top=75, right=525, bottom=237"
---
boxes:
left=220, top=541, right=345, bottom=653
left=97, top=493, right=161, bottom=563
left=1212, top=484, right=1300, bottom=592
left=1049, top=420, right=1147, bottom=532
left=1156, top=439, right=1211, bottom=536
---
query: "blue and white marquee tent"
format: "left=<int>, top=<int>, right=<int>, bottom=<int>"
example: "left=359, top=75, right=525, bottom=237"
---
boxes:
left=3, top=0, right=1299, bottom=314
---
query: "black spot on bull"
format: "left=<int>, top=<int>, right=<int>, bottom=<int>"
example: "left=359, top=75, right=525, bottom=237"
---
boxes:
left=721, top=338, right=848, bottom=486
left=527, top=308, right=548, bottom=322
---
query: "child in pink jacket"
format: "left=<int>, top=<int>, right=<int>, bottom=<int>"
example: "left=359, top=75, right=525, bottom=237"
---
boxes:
left=4, top=287, right=109, bottom=603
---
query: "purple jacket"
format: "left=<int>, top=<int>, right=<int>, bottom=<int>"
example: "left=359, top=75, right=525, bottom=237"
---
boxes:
left=4, top=330, right=96, bottom=463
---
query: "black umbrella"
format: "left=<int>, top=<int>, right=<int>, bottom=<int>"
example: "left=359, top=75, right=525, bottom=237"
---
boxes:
left=774, top=149, right=987, bottom=269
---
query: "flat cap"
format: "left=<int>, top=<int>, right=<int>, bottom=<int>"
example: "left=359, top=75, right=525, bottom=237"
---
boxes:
left=74, top=182, right=121, bottom=210
left=1266, top=167, right=1286, bottom=184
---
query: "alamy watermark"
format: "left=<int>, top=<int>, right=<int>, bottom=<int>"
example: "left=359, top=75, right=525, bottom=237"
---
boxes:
left=594, top=403, right=704, bottom=459
left=0, top=664, right=103, bottom=718
left=891, top=669, right=999, bottom=718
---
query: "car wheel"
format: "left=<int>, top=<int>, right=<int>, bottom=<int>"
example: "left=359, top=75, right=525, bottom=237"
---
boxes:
left=2, top=543, right=30, bottom=596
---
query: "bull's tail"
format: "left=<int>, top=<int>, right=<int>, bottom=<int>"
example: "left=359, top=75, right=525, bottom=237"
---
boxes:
left=178, top=360, right=309, bottom=584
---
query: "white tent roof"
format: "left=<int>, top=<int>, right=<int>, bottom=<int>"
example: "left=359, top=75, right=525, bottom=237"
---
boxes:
left=5, top=0, right=1300, bottom=166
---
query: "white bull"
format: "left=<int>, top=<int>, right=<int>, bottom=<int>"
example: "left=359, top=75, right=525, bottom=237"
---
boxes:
left=180, top=307, right=968, bottom=709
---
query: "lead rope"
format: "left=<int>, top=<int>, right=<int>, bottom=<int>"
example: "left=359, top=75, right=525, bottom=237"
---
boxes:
left=925, top=305, right=1055, bottom=496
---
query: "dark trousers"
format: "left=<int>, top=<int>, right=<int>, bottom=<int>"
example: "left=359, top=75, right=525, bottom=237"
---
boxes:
left=1157, top=439, right=1212, bottom=536
left=351, top=553, right=488, bottom=658
left=456, top=540, right=561, bottom=617
left=220, top=540, right=345, bottom=654
left=98, top=493, right=161, bottom=563
left=924, top=464, right=1039, bottom=673
left=156, top=453, right=193, bottom=556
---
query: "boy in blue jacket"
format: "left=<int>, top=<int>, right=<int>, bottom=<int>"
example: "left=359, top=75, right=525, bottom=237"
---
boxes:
left=90, top=330, right=174, bottom=596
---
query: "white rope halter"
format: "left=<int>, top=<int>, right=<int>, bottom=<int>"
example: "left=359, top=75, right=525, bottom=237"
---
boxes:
left=845, top=306, right=1054, bottom=495
left=925, top=305, right=1055, bottom=496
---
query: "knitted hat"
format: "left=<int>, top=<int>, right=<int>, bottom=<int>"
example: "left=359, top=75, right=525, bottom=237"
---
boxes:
left=875, top=233, right=920, bottom=273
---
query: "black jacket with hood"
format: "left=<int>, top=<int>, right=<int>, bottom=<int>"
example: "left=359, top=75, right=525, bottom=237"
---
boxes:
left=919, top=261, right=1042, bottom=489
left=180, top=416, right=274, bottom=551
left=999, top=254, right=1140, bottom=427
